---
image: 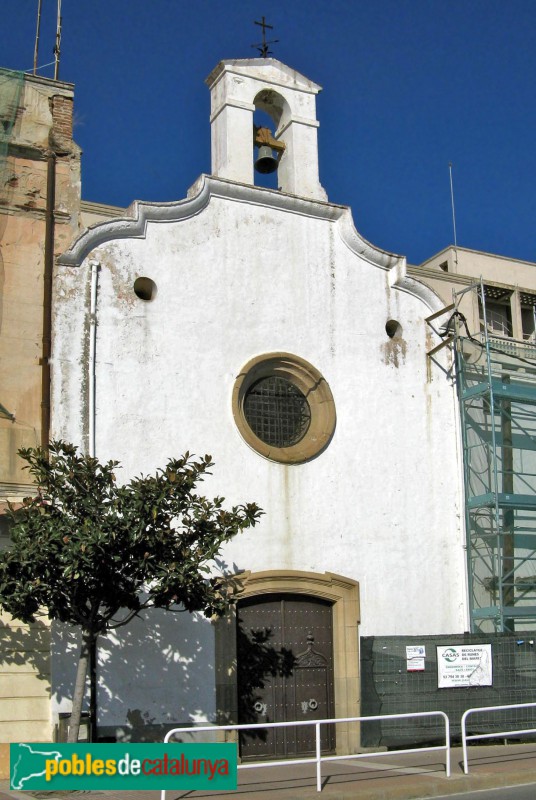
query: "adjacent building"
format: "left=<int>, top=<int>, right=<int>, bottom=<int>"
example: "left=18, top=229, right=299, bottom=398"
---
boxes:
left=0, top=68, right=120, bottom=750
left=411, top=246, right=536, bottom=635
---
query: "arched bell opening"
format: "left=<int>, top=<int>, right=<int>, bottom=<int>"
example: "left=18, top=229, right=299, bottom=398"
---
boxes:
left=252, top=109, right=280, bottom=189
left=252, top=90, right=290, bottom=190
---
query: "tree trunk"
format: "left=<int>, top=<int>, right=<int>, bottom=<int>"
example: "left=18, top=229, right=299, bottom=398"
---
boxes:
left=67, top=629, right=93, bottom=743
left=89, top=633, right=98, bottom=742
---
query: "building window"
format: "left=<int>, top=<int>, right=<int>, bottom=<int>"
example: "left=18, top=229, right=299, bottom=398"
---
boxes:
left=233, top=353, right=336, bottom=464
left=520, top=292, right=536, bottom=341
left=244, top=376, right=311, bottom=447
left=479, top=286, right=512, bottom=338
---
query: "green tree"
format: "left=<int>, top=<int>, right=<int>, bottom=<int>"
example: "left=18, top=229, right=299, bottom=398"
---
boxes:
left=0, top=442, right=261, bottom=742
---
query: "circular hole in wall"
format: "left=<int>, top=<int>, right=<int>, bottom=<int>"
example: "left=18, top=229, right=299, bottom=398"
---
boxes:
left=385, top=319, right=402, bottom=338
left=133, top=277, right=157, bottom=301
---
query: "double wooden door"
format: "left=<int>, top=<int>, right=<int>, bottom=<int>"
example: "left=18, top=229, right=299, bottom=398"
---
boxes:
left=237, top=593, right=335, bottom=759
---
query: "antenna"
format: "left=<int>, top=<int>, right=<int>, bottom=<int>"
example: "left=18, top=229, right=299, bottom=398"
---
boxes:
left=448, top=161, right=458, bottom=248
left=33, top=0, right=43, bottom=75
left=53, top=0, right=63, bottom=80
left=252, top=17, right=278, bottom=58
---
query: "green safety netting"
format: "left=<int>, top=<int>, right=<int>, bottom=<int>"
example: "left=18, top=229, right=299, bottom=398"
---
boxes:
left=0, top=67, right=24, bottom=204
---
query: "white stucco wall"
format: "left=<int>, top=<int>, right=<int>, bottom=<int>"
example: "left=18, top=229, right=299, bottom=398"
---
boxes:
left=51, top=612, right=215, bottom=736
left=52, top=176, right=467, bottom=731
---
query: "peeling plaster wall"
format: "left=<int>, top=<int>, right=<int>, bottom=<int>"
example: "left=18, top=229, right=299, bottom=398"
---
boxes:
left=0, top=73, right=83, bottom=750
left=0, top=74, right=81, bottom=491
left=0, top=72, right=128, bottom=746
left=52, top=181, right=465, bottom=733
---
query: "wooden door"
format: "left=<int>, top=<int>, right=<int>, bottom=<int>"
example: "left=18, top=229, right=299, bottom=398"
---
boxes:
left=237, top=593, right=335, bottom=759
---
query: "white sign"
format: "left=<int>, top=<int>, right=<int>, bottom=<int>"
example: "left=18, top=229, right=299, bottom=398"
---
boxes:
left=406, top=645, right=426, bottom=672
left=437, top=644, right=492, bottom=688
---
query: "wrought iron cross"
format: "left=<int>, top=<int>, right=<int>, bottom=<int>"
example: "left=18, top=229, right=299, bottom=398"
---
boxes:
left=252, top=16, right=278, bottom=58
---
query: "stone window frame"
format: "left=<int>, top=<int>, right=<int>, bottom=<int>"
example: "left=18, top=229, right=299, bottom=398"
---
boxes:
left=232, top=353, right=336, bottom=464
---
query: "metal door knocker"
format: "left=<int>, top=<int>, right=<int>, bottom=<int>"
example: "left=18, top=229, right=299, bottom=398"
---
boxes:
left=301, top=698, right=318, bottom=714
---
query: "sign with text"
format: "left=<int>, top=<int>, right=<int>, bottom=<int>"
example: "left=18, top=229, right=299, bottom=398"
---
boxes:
left=406, top=645, right=426, bottom=672
left=10, top=742, right=237, bottom=791
left=437, top=644, right=492, bottom=688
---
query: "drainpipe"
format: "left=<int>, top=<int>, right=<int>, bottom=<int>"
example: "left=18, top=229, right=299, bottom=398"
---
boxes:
left=41, top=151, right=56, bottom=453
left=88, top=259, right=100, bottom=743
left=88, top=260, right=100, bottom=458
left=88, top=261, right=100, bottom=742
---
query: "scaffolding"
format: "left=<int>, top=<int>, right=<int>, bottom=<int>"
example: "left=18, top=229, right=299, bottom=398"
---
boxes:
left=447, top=281, right=536, bottom=632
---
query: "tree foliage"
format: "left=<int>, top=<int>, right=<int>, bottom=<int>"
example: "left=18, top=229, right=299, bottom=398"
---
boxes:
left=0, top=441, right=262, bottom=740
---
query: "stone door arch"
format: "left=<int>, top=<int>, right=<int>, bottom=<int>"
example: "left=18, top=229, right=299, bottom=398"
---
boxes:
left=215, top=571, right=360, bottom=755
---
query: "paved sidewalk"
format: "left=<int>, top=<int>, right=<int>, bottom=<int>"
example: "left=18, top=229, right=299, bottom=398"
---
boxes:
left=1, top=743, right=535, bottom=800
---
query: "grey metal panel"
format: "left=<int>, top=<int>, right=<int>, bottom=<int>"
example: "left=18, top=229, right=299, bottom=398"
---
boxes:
left=361, top=633, right=536, bottom=747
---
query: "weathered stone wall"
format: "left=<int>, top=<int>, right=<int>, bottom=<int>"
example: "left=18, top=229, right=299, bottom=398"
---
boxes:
left=0, top=74, right=81, bottom=493
left=0, top=72, right=120, bottom=750
left=0, top=613, right=51, bottom=742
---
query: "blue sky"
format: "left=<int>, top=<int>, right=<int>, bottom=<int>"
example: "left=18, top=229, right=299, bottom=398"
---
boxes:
left=4, top=0, right=536, bottom=265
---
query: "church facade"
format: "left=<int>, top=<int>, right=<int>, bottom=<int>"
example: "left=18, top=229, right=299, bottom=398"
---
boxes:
left=51, top=59, right=465, bottom=748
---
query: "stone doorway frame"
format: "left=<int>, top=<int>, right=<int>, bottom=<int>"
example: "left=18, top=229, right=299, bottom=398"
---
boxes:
left=215, top=570, right=360, bottom=754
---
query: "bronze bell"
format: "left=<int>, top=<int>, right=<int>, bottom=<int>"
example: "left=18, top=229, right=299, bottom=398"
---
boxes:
left=255, top=145, right=278, bottom=174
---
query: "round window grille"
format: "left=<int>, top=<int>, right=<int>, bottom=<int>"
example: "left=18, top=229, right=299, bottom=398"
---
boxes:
left=244, top=376, right=311, bottom=447
left=232, top=353, right=336, bottom=464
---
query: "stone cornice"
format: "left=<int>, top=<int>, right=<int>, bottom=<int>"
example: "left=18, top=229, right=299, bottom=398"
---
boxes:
left=56, top=175, right=444, bottom=313
left=392, top=273, right=444, bottom=313
left=0, top=204, right=71, bottom=222
left=408, top=264, right=536, bottom=294
left=0, top=483, right=36, bottom=502
left=80, top=199, right=126, bottom=217
left=5, top=141, right=78, bottom=161
left=407, top=265, right=475, bottom=287
left=22, top=71, right=74, bottom=93
left=205, top=59, right=322, bottom=94
left=58, top=175, right=387, bottom=268
left=418, top=244, right=536, bottom=270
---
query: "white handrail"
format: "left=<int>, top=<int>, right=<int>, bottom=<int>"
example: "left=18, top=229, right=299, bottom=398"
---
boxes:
left=160, top=710, right=450, bottom=799
left=461, top=701, right=536, bottom=774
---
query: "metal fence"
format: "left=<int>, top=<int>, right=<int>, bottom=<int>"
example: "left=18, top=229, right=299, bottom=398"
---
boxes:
left=361, top=633, right=536, bottom=745
left=461, top=701, right=536, bottom=774
left=160, top=710, right=450, bottom=799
